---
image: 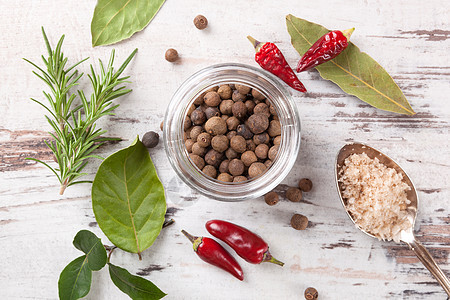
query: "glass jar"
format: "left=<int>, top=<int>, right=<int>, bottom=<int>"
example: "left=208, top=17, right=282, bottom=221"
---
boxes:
left=164, top=63, right=301, bottom=201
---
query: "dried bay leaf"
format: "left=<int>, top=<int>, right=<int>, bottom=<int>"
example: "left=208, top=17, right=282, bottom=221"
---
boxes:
left=92, top=138, right=166, bottom=257
left=286, top=15, right=415, bottom=115
left=58, top=256, right=92, bottom=300
left=109, top=263, right=166, bottom=300
left=91, top=0, right=166, bottom=47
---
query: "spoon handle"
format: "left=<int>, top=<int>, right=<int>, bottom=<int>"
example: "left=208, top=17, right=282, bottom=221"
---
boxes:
left=406, top=237, right=450, bottom=295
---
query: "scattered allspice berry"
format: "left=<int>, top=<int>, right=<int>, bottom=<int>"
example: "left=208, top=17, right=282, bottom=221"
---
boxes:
left=299, top=178, right=313, bottom=192
left=264, top=191, right=279, bottom=206
left=193, top=15, right=208, bottom=30
left=304, top=287, right=318, bottom=300
left=165, top=48, right=178, bottom=62
left=142, top=131, right=159, bottom=148
left=291, top=214, right=308, bottom=230
left=286, top=187, right=302, bottom=202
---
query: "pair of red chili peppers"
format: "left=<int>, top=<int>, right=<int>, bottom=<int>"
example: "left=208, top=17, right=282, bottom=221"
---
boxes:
left=182, top=220, right=283, bottom=281
left=248, top=28, right=354, bottom=93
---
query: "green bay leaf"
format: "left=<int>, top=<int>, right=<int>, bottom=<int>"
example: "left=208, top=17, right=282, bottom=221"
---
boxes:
left=286, top=14, right=415, bottom=115
left=73, top=230, right=107, bottom=271
left=109, top=263, right=166, bottom=300
left=91, top=0, right=166, bottom=47
left=58, top=256, right=92, bottom=300
left=92, top=138, right=166, bottom=256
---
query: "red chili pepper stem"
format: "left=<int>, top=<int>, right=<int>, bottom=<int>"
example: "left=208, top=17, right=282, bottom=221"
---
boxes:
left=181, top=229, right=202, bottom=251
left=341, top=28, right=355, bottom=41
left=247, top=35, right=263, bottom=52
left=263, top=250, right=285, bottom=266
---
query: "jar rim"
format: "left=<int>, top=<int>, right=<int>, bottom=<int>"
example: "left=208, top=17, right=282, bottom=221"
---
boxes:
left=164, top=63, right=301, bottom=201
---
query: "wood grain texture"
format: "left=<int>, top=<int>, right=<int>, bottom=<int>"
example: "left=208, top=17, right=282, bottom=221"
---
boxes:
left=0, top=0, right=449, bottom=299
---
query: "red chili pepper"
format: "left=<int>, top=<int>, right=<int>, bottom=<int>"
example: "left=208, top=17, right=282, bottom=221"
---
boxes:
left=181, top=229, right=244, bottom=281
left=296, top=28, right=355, bottom=73
left=247, top=36, right=306, bottom=93
left=205, top=220, right=284, bottom=266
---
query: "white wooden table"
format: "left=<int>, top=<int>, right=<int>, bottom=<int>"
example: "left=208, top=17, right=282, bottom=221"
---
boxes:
left=1, top=0, right=449, bottom=299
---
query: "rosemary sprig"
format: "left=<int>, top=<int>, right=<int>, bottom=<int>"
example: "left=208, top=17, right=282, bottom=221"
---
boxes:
left=24, top=28, right=137, bottom=194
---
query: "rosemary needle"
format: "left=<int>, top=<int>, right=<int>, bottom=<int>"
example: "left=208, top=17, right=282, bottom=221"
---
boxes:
left=24, top=27, right=137, bottom=195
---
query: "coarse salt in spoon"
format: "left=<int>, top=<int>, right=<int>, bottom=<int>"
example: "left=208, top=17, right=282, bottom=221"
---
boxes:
left=335, top=142, right=450, bottom=296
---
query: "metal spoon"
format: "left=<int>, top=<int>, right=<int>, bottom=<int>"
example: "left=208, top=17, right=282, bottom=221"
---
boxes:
left=335, top=142, right=450, bottom=295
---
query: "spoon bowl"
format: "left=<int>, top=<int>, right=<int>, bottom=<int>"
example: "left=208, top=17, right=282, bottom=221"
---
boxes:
left=335, top=142, right=449, bottom=295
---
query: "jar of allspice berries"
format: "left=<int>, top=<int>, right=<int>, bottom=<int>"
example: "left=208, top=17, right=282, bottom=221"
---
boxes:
left=164, top=64, right=300, bottom=201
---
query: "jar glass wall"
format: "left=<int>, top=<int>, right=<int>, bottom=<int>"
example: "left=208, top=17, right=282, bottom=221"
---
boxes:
left=164, top=63, right=301, bottom=201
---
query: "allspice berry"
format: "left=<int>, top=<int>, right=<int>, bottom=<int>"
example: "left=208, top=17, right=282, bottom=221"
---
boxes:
left=246, top=140, right=256, bottom=151
left=291, top=214, right=308, bottom=230
left=304, top=287, right=318, bottom=300
left=190, top=125, right=204, bottom=141
left=211, top=135, right=229, bottom=152
left=268, top=120, right=281, bottom=137
left=226, top=130, right=237, bottom=140
left=204, top=106, right=220, bottom=119
left=184, top=116, right=192, bottom=131
left=226, top=116, right=240, bottom=131
left=235, top=84, right=251, bottom=95
left=236, top=124, right=253, bottom=139
left=232, top=90, right=246, bottom=102
left=230, top=135, right=246, bottom=153
left=142, top=131, right=159, bottom=148
left=233, top=176, right=247, bottom=183
left=241, top=151, right=257, bottom=167
left=268, top=145, right=279, bottom=161
left=189, top=154, right=205, bottom=169
left=202, top=165, right=217, bottom=179
left=299, top=178, right=313, bottom=192
left=286, top=187, right=302, bottom=202
left=255, top=144, right=269, bottom=160
left=187, top=103, right=196, bottom=116
left=245, top=100, right=256, bottom=114
left=248, top=113, right=269, bottom=134
left=191, top=109, right=206, bottom=125
left=273, top=136, right=282, bottom=145
left=251, top=88, right=266, bottom=100
left=165, top=48, right=178, bottom=62
left=264, top=191, right=279, bottom=206
left=217, top=173, right=233, bottom=182
left=232, top=101, right=247, bottom=119
left=205, top=117, right=227, bottom=135
left=228, top=159, right=245, bottom=176
left=185, top=139, right=194, bottom=152
left=193, top=94, right=204, bottom=105
left=253, top=103, right=270, bottom=118
left=197, top=132, right=211, bottom=147
left=204, top=92, right=221, bottom=107
left=225, top=147, right=238, bottom=160
left=205, top=149, right=223, bottom=167
left=193, top=15, right=208, bottom=30
left=218, top=85, right=232, bottom=99
left=264, top=160, right=273, bottom=168
left=248, top=162, right=267, bottom=178
left=219, top=160, right=230, bottom=173
left=220, top=100, right=234, bottom=115
left=253, top=132, right=270, bottom=145
left=192, top=142, right=206, bottom=156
